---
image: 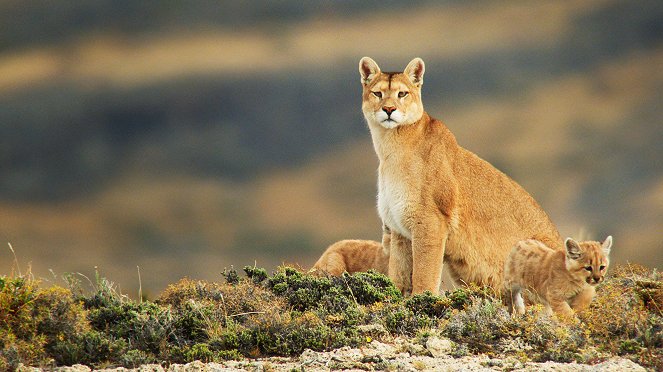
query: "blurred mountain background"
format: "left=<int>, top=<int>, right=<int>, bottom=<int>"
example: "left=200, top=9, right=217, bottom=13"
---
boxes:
left=0, top=0, right=661, bottom=297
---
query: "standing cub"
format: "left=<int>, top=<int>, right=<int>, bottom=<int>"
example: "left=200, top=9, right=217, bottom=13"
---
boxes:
left=504, top=236, right=612, bottom=317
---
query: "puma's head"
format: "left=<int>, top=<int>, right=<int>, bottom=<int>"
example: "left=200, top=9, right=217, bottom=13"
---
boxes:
left=564, top=236, right=612, bottom=285
left=359, top=57, right=425, bottom=129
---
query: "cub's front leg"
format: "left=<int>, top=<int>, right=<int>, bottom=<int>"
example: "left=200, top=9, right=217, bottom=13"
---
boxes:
left=388, top=232, right=412, bottom=296
left=508, top=285, right=526, bottom=316
left=549, top=299, right=574, bottom=318
left=411, top=213, right=447, bottom=295
left=569, top=286, right=596, bottom=312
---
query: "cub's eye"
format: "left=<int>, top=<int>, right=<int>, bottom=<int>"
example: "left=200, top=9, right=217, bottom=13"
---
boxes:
left=599, top=265, right=606, bottom=271
left=372, top=91, right=382, bottom=98
left=584, top=266, right=592, bottom=272
left=398, top=91, right=409, bottom=98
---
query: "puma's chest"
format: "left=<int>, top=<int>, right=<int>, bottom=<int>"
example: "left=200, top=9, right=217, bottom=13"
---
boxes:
left=377, top=172, right=413, bottom=239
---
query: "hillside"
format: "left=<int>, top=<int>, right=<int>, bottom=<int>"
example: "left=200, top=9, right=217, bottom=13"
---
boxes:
left=0, top=1, right=661, bottom=294
left=1, top=264, right=660, bottom=370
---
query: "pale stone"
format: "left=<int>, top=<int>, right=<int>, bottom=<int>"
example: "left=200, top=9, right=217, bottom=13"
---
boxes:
left=425, top=336, right=454, bottom=357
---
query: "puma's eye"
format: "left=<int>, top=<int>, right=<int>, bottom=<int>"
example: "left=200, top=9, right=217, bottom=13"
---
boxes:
left=398, top=91, right=409, bottom=98
left=372, top=91, right=382, bottom=98
left=599, top=265, right=606, bottom=271
left=584, top=266, right=592, bottom=272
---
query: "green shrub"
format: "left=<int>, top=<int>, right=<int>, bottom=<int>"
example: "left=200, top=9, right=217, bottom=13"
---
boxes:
left=268, top=267, right=400, bottom=312
left=119, top=349, right=156, bottom=368
left=406, top=291, right=451, bottom=318
left=1, top=276, right=88, bottom=369
left=217, top=349, right=243, bottom=361
left=339, top=270, right=402, bottom=305
left=85, top=299, right=173, bottom=358
left=445, top=285, right=495, bottom=309
left=444, top=298, right=512, bottom=354
left=185, top=343, right=215, bottom=362
left=222, top=268, right=240, bottom=285
left=244, top=266, right=268, bottom=284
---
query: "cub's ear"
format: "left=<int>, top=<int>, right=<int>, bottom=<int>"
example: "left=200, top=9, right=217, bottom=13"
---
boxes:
left=359, top=57, right=381, bottom=85
left=404, top=57, right=425, bottom=87
left=601, top=235, right=613, bottom=256
left=564, top=237, right=583, bottom=260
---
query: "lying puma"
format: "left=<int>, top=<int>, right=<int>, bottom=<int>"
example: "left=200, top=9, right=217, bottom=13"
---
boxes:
left=359, top=57, right=561, bottom=295
left=311, top=239, right=389, bottom=276
left=311, top=227, right=391, bottom=276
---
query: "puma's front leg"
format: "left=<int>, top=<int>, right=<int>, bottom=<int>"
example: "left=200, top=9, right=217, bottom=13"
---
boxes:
left=381, top=224, right=392, bottom=256
left=411, top=214, right=447, bottom=295
left=388, top=232, right=412, bottom=296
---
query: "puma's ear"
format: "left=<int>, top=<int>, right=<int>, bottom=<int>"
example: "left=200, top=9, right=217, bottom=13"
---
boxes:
left=601, top=235, right=613, bottom=256
left=404, top=57, right=425, bottom=87
left=565, top=237, right=582, bottom=260
left=359, top=57, right=381, bottom=85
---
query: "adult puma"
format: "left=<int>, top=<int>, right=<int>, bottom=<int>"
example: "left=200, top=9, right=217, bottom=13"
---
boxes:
left=359, top=57, right=561, bottom=295
left=311, top=239, right=389, bottom=276
left=311, top=226, right=392, bottom=276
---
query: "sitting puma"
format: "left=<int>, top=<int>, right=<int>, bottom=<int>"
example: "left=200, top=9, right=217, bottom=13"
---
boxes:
left=504, top=236, right=612, bottom=317
left=359, top=57, right=561, bottom=295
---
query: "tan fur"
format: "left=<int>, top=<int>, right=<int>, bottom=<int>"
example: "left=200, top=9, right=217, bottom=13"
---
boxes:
left=359, top=57, right=562, bottom=295
left=504, top=236, right=612, bottom=317
left=311, top=239, right=389, bottom=276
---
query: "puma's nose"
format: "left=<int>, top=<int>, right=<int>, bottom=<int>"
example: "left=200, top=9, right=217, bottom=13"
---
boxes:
left=382, top=106, right=396, bottom=115
left=593, top=276, right=602, bottom=283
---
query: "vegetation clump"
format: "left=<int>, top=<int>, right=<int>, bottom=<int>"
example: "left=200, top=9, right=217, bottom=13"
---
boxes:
left=0, top=263, right=660, bottom=370
left=579, top=264, right=662, bottom=368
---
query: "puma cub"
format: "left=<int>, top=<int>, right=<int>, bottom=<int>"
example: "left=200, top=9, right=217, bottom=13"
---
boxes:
left=311, top=227, right=391, bottom=276
left=504, top=236, right=612, bottom=317
left=359, top=57, right=561, bottom=295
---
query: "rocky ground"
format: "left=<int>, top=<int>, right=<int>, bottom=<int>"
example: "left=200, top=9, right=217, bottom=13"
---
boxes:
left=18, top=337, right=647, bottom=372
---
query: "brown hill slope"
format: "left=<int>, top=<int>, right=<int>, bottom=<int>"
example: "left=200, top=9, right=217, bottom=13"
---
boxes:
left=0, top=1, right=660, bottom=294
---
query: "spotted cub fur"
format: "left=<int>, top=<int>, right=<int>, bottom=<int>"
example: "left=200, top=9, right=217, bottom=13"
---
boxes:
left=504, top=236, right=612, bottom=317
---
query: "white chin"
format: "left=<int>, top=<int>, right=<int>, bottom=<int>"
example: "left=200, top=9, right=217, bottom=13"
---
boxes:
left=379, top=119, right=401, bottom=129
left=367, top=111, right=406, bottom=129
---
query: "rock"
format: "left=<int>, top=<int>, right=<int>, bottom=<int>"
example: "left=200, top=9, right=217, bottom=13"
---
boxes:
left=521, top=357, right=647, bottom=371
left=136, top=366, right=166, bottom=372
left=299, top=348, right=330, bottom=369
left=167, top=361, right=233, bottom=371
left=394, top=336, right=429, bottom=356
left=17, top=344, right=649, bottom=372
left=54, top=365, right=92, bottom=372
left=425, top=336, right=454, bottom=357
left=590, top=357, right=646, bottom=371
left=364, top=340, right=397, bottom=359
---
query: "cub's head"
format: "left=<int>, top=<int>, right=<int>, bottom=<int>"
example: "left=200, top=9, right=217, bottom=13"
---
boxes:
left=359, top=57, right=425, bottom=129
left=564, top=236, right=612, bottom=285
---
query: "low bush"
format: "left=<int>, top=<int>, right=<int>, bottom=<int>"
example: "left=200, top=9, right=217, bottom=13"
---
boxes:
left=579, top=264, right=662, bottom=369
